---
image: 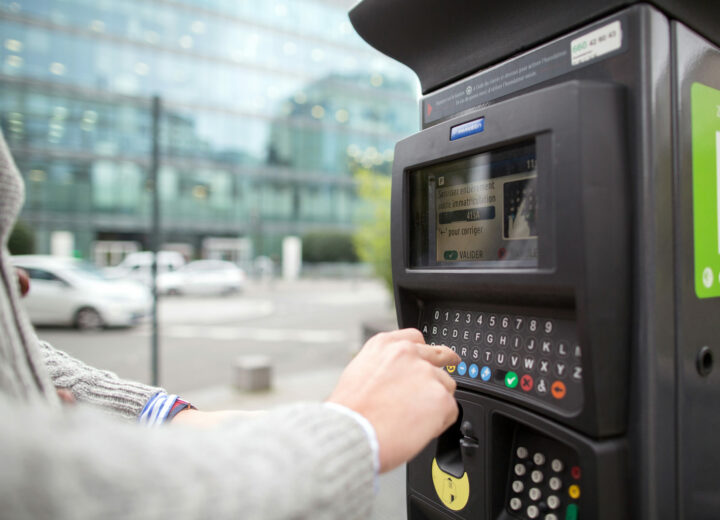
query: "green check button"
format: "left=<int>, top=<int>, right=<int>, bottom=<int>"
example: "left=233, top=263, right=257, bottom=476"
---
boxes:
left=505, top=371, right=518, bottom=389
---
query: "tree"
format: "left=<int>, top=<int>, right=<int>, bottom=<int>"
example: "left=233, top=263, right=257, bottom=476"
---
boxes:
left=302, top=231, right=358, bottom=263
left=353, top=168, right=392, bottom=293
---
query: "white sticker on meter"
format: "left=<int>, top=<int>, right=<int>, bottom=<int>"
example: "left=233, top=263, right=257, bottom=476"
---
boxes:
left=570, top=21, right=622, bottom=66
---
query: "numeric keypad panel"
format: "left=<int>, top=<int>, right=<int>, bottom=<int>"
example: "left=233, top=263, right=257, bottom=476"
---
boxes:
left=507, top=427, right=582, bottom=520
left=420, top=306, right=583, bottom=413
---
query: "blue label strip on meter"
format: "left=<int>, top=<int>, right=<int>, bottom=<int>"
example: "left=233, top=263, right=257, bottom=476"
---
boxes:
left=450, top=117, right=485, bottom=140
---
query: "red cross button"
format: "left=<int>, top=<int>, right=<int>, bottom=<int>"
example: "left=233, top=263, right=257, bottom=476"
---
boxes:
left=520, top=374, right=534, bottom=392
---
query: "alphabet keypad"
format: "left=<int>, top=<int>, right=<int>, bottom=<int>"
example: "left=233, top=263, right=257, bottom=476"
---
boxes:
left=420, top=306, right=583, bottom=412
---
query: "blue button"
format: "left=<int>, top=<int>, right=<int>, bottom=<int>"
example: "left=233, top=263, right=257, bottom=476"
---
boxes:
left=480, top=366, right=492, bottom=381
left=468, top=364, right=479, bottom=379
left=450, top=117, right=485, bottom=140
left=457, top=362, right=467, bottom=376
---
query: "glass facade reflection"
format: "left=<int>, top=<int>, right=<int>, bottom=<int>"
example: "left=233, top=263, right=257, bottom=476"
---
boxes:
left=0, top=0, right=418, bottom=261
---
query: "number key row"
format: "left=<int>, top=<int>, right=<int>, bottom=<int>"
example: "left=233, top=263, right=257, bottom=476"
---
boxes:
left=430, top=309, right=555, bottom=334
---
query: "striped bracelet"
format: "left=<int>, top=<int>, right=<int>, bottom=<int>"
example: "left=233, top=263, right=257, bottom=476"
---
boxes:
left=138, top=392, right=193, bottom=427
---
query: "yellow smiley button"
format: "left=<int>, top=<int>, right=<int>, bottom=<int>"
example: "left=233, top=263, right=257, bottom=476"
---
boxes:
left=568, top=484, right=581, bottom=500
left=446, top=365, right=456, bottom=373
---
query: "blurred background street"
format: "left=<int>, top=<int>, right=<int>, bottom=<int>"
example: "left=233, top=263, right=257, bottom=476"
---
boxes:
left=37, top=278, right=392, bottom=395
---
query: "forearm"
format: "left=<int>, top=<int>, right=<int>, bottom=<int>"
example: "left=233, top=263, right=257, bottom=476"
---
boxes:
left=0, top=399, right=374, bottom=520
left=38, top=340, right=163, bottom=420
left=169, top=408, right=265, bottom=428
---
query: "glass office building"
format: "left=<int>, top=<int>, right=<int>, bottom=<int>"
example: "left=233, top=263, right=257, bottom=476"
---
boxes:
left=0, top=0, right=419, bottom=263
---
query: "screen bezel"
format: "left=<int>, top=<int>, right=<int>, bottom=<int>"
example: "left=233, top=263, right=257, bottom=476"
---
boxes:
left=403, top=133, right=555, bottom=273
left=408, top=138, right=542, bottom=269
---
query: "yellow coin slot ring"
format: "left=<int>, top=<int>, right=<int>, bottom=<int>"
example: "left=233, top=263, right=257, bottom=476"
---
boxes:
left=431, top=458, right=470, bottom=511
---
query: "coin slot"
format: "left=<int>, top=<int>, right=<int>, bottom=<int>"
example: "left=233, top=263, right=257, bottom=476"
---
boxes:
left=435, top=402, right=465, bottom=478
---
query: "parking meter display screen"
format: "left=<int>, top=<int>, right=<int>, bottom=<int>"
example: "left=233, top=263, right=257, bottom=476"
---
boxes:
left=409, top=140, right=538, bottom=268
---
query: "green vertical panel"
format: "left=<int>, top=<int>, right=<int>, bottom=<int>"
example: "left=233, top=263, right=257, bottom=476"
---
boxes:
left=692, top=82, right=720, bottom=298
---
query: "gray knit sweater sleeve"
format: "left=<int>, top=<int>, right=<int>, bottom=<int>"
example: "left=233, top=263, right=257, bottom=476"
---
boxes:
left=38, top=340, right=163, bottom=420
left=0, top=396, right=375, bottom=519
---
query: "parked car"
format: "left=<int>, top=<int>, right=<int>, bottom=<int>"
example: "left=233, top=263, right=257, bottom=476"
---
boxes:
left=158, top=260, right=247, bottom=296
left=12, top=255, right=152, bottom=330
left=104, top=250, right=186, bottom=287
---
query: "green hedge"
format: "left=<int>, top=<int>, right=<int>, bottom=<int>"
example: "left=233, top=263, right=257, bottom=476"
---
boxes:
left=8, top=220, right=35, bottom=255
left=302, top=231, right=359, bottom=263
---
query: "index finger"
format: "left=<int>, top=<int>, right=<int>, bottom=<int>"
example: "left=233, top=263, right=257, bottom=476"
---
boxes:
left=416, top=344, right=461, bottom=367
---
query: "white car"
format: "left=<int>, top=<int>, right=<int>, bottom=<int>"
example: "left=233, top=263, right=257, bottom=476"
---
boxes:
left=159, top=260, right=247, bottom=296
left=104, top=250, right=186, bottom=287
left=12, top=255, right=152, bottom=330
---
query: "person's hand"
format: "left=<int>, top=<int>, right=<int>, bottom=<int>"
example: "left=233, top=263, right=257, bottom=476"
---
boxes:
left=16, top=267, right=30, bottom=297
left=327, top=328, right=460, bottom=473
left=57, top=388, right=75, bottom=405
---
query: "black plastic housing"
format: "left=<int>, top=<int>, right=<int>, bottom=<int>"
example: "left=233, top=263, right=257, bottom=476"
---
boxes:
left=350, top=0, right=720, bottom=517
left=392, top=81, right=630, bottom=438
left=406, top=391, right=628, bottom=520
left=349, top=0, right=720, bottom=94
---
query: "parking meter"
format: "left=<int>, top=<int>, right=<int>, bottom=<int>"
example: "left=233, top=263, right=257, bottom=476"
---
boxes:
left=350, top=1, right=720, bottom=519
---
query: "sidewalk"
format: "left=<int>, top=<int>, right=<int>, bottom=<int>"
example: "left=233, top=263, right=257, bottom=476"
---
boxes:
left=182, top=368, right=407, bottom=520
